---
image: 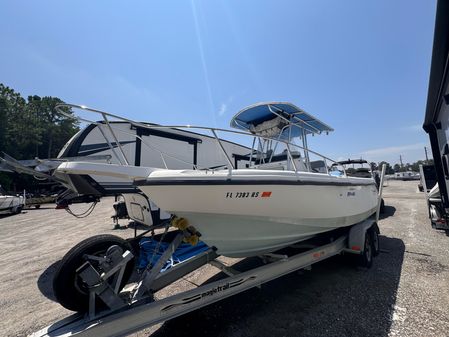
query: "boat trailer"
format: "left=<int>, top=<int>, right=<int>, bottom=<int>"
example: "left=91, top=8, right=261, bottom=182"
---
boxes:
left=31, top=222, right=378, bottom=337
left=31, top=167, right=386, bottom=337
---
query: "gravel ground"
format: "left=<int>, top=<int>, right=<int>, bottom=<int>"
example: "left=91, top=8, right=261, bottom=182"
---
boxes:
left=0, top=180, right=448, bottom=337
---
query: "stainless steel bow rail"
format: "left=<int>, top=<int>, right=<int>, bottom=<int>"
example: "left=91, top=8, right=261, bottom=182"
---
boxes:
left=54, top=103, right=347, bottom=175
left=31, top=164, right=385, bottom=337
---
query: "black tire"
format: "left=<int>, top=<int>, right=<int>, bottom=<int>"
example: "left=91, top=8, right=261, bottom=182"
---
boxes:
left=53, top=234, right=135, bottom=312
left=35, top=204, right=41, bottom=209
left=357, top=232, right=373, bottom=268
left=380, top=199, right=385, bottom=213
left=370, top=226, right=380, bottom=257
left=14, top=206, right=23, bottom=214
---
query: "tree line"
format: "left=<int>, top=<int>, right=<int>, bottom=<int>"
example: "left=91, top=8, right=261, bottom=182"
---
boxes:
left=0, top=83, right=434, bottom=193
left=373, top=160, right=434, bottom=175
left=0, top=83, right=79, bottom=192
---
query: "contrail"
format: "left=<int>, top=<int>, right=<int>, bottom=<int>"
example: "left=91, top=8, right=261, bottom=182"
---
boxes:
left=190, top=0, right=217, bottom=126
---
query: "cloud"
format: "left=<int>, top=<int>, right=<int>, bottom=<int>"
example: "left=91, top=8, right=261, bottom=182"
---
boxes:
left=217, top=96, right=234, bottom=117
left=360, top=143, right=427, bottom=157
left=218, top=103, right=227, bottom=116
left=113, top=75, right=161, bottom=105
left=358, top=142, right=430, bottom=163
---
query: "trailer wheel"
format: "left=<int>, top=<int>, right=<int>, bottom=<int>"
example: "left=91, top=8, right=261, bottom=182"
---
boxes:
left=53, top=234, right=135, bottom=312
left=357, top=232, right=373, bottom=268
left=370, top=226, right=380, bottom=257
left=35, top=204, right=41, bottom=209
left=380, top=199, right=385, bottom=213
left=13, top=206, right=23, bottom=214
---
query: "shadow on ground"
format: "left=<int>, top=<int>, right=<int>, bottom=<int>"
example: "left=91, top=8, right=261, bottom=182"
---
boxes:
left=151, top=235, right=405, bottom=337
left=379, top=206, right=396, bottom=220
left=0, top=212, right=26, bottom=219
left=37, top=260, right=60, bottom=302
left=127, top=221, right=152, bottom=230
left=25, top=206, right=55, bottom=210
left=112, top=221, right=152, bottom=231
left=35, top=236, right=405, bottom=337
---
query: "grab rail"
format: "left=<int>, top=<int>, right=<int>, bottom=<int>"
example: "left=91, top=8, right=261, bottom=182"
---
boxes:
left=55, top=103, right=344, bottom=176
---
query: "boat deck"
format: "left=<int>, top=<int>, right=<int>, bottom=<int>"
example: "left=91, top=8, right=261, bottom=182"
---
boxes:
left=1, top=180, right=449, bottom=337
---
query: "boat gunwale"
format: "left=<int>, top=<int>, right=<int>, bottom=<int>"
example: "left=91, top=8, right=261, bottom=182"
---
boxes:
left=135, top=178, right=376, bottom=187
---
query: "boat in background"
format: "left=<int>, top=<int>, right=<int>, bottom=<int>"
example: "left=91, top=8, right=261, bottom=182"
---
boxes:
left=0, top=185, right=24, bottom=215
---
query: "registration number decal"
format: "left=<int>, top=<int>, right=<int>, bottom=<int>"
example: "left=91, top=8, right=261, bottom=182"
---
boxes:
left=225, top=191, right=272, bottom=198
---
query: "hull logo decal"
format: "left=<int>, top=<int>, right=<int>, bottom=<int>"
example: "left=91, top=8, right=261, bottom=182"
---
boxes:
left=161, top=276, right=257, bottom=312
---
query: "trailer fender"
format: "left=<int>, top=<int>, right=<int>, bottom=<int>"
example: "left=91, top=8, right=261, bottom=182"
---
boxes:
left=346, top=219, right=377, bottom=254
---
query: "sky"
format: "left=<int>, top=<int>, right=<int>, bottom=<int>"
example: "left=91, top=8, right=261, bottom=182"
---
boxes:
left=0, top=1, right=437, bottom=165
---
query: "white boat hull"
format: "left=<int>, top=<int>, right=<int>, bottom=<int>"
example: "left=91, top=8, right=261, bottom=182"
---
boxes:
left=138, top=171, right=378, bottom=257
left=0, top=195, right=24, bottom=215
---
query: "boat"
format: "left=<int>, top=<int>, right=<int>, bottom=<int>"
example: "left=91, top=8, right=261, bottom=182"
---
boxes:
left=0, top=185, right=24, bottom=215
left=394, top=171, right=421, bottom=181
left=133, top=102, right=379, bottom=257
left=53, top=102, right=378, bottom=257
left=31, top=101, right=383, bottom=333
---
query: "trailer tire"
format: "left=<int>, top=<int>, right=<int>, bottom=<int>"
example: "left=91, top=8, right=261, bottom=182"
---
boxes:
left=53, top=234, right=135, bottom=312
left=14, top=206, right=23, bottom=214
left=370, top=226, right=380, bottom=257
left=357, top=232, right=373, bottom=268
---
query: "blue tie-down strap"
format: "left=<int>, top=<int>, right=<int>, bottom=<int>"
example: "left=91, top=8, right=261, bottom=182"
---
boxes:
left=137, top=237, right=210, bottom=272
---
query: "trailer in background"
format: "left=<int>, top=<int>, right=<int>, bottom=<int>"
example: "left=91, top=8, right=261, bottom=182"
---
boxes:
left=422, top=0, right=449, bottom=229
left=418, top=164, right=437, bottom=193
